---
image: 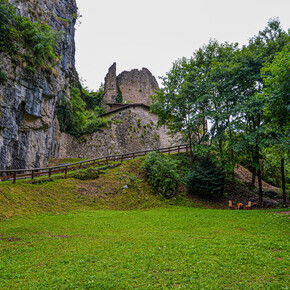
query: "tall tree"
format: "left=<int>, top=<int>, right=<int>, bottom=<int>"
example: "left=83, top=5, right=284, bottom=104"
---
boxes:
left=260, top=44, right=290, bottom=204
left=234, top=19, right=289, bottom=205
left=151, top=57, right=210, bottom=164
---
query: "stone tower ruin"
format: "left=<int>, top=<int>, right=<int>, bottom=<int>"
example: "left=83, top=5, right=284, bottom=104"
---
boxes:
left=104, top=63, right=159, bottom=110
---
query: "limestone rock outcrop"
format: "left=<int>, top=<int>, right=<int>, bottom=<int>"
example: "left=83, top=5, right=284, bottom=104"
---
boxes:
left=0, top=0, right=78, bottom=170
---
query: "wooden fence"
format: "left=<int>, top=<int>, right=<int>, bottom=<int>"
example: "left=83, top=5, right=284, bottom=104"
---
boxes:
left=0, top=144, right=190, bottom=184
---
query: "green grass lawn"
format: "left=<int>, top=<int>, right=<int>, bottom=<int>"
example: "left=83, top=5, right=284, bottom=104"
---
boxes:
left=0, top=208, right=289, bottom=289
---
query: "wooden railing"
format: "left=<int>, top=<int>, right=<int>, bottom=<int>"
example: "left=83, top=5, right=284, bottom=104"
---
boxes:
left=0, top=144, right=190, bottom=184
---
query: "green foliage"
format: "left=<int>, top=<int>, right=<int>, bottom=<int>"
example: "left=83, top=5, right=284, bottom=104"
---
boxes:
left=73, top=167, right=99, bottom=180
left=0, top=0, right=60, bottom=71
left=70, top=87, right=87, bottom=131
left=81, top=84, right=105, bottom=111
left=57, top=85, right=108, bottom=137
left=0, top=70, right=7, bottom=84
left=116, top=84, right=123, bottom=103
left=137, top=119, right=141, bottom=128
left=261, top=44, right=290, bottom=132
left=151, top=18, right=289, bottom=204
left=31, top=178, right=55, bottom=184
left=142, top=152, right=180, bottom=198
left=184, top=158, right=225, bottom=199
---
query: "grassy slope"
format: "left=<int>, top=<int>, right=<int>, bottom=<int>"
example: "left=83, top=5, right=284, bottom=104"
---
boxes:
left=0, top=208, right=289, bottom=289
left=0, top=157, right=217, bottom=220
left=0, top=156, right=289, bottom=288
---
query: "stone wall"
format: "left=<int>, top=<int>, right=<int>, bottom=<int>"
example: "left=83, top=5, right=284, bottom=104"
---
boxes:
left=0, top=0, right=78, bottom=170
left=103, top=63, right=159, bottom=108
left=117, top=68, right=159, bottom=105
left=59, top=106, right=180, bottom=159
left=103, top=62, right=118, bottom=104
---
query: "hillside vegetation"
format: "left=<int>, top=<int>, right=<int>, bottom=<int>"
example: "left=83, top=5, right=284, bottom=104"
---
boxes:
left=0, top=155, right=289, bottom=289
left=0, top=156, right=207, bottom=220
left=0, top=153, right=286, bottom=220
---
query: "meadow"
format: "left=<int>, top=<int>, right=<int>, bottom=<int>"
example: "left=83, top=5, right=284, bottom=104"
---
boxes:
left=0, top=208, right=289, bottom=289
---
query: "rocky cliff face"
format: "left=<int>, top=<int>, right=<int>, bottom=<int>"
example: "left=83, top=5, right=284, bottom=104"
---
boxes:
left=0, top=0, right=78, bottom=170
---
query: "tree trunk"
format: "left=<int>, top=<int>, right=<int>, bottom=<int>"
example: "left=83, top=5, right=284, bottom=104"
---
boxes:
left=229, top=128, right=235, bottom=186
left=188, top=132, right=193, bottom=166
left=281, top=158, right=286, bottom=205
left=257, top=167, right=263, bottom=207
left=219, top=138, right=225, bottom=168
left=250, top=167, right=256, bottom=188
left=231, top=149, right=235, bottom=185
left=253, top=141, right=263, bottom=206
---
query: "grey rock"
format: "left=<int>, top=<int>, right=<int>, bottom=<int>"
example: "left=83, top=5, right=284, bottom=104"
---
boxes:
left=0, top=0, right=78, bottom=170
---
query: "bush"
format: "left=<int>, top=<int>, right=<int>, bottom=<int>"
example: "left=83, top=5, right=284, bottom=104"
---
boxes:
left=57, top=86, right=109, bottom=137
left=0, top=70, right=7, bottom=84
left=142, top=152, right=180, bottom=198
left=73, top=168, right=99, bottom=180
left=184, top=158, right=225, bottom=199
left=81, top=84, right=105, bottom=111
left=0, top=0, right=60, bottom=70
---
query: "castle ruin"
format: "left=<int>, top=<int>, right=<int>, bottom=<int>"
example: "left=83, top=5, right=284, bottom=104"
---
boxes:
left=59, top=64, right=180, bottom=159
left=104, top=63, right=159, bottom=111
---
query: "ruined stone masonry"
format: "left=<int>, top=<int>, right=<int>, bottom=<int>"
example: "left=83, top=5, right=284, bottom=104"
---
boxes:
left=104, top=63, right=159, bottom=107
left=0, top=0, right=178, bottom=169
left=59, top=64, right=180, bottom=159
left=59, top=105, right=174, bottom=159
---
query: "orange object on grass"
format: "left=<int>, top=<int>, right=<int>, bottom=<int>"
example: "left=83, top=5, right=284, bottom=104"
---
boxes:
left=237, top=203, right=244, bottom=210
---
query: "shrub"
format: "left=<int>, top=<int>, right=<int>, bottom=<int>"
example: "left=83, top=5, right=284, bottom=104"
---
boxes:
left=31, top=177, right=55, bottom=184
left=81, top=84, right=105, bottom=111
left=116, top=84, right=123, bottom=103
left=137, top=119, right=141, bottom=128
left=57, top=86, right=109, bottom=137
left=0, top=70, right=7, bottom=84
left=142, top=152, right=180, bottom=198
left=73, top=168, right=99, bottom=180
left=0, top=0, right=60, bottom=71
left=184, top=158, right=225, bottom=199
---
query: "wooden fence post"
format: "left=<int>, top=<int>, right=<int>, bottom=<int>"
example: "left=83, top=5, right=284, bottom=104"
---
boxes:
left=64, top=166, right=68, bottom=178
left=31, top=170, right=34, bottom=180
left=49, top=168, right=52, bottom=178
left=13, top=171, right=16, bottom=184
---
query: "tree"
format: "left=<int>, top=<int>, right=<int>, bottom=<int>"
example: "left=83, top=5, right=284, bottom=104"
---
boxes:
left=260, top=44, right=290, bottom=204
left=151, top=57, right=209, bottom=164
left=233, top=19, right=289, bottom=205
left=151, top=18, right=289, bottom=206
left=261, top=45, right=290, bottom=132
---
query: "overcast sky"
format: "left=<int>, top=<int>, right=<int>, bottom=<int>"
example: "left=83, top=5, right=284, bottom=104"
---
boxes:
left=75, top=0, right=290, bottom=90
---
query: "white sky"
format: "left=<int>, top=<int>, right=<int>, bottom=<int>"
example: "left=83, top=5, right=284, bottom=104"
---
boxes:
left=75, top=0, right=290, bottom=91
